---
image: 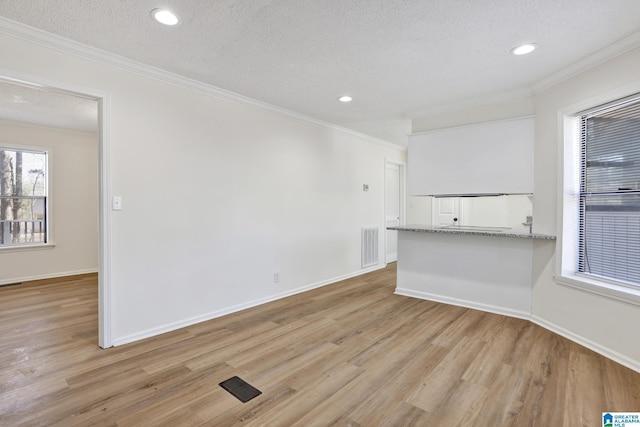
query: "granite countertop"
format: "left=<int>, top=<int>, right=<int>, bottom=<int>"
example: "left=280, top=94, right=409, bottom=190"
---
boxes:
left=388, top=224, right=556, bottom=240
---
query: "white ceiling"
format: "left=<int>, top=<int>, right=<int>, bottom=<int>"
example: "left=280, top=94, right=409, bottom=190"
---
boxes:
left=1, top=1, right=640, bottom=143
left=0, top=80, right=98, bottom=132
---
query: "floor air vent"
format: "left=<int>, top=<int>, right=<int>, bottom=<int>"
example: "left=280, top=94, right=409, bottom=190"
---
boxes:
left=361, top=227, right=379, bottom=268
left=219, top=376, right=262, bottom=403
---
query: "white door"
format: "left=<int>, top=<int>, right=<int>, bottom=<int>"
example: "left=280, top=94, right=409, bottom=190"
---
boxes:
left=431, top=197, right=461, bottom=226
left=386, top=163, right=401, bottom=262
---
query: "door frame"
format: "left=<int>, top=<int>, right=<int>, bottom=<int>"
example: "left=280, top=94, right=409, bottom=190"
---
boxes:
left=0, top=69, right=112, bottom=348
left=384, top=158, right=406, bottom=265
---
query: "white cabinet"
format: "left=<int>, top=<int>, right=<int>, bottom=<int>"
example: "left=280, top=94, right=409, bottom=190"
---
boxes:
left=408, top=117, right=534, bottom=196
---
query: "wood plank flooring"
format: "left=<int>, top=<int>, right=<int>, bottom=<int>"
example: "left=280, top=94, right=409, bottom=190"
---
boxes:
left=1, top=265, right=639, bottom=426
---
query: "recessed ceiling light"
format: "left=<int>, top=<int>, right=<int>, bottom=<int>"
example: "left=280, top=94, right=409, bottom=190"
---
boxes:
left=338, top=95, right=353, bottom=103
left=511, top=43, right=537, bottom=55
left=152, top=9, right=179, bottom=26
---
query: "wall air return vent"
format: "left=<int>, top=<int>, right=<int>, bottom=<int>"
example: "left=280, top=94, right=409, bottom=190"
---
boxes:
left=361, top=227, right=379, bottom=268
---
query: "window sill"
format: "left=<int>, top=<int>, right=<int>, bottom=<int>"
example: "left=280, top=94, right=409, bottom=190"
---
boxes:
left=0, top=243, right=56, bottom=254
left=555, top=273, right=640, bottom=307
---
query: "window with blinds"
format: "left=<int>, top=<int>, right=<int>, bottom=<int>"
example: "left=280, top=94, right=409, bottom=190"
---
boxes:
left=578, top=94, right=640, bottom=287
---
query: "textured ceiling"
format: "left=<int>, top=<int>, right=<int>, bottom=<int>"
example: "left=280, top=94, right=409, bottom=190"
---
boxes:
left=1, top=0, right=640, bottom=143
left=0, top=80, right=97, bottom=132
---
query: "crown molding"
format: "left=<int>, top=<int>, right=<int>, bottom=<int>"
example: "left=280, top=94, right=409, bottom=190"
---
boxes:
left=404, top=30, right=640, bottom=121
left=0, top=17, right=403, bottom=151
left=531, top=30, right=640, bottom=93
left=403, top=87, right=534, bottom=120
left=409, top=114, right=535, bottom=137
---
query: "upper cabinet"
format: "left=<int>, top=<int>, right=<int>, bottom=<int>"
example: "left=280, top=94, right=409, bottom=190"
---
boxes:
left=408, top=117, right=534, bottom=196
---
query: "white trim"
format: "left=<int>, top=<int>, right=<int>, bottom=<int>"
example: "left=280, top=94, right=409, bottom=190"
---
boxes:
left=555, top=274, right=640, bottom=307
left=556, top=82, right=640, bottom=308
left=385, top=159, right=406, bottom=225
left=384, top=158, right=406, bottom=265
left=531, top=315, right=640, bottom=373
left=409, top=115, right=536, bottom=137
left=112, top=264, right=386, bottom=346
left=97, top=94, right=112, bottom=349
left=0, top=17, right=403, bottom=152
left=0, top=141, right=50, bottom=247
left=0, top=242, right=55, bottom=253
left=405, top=30, right=640, bottom=121
left=532, top=30, right=640, bottom=94
left=0, top=268, right=98, bottom=286
left=394, top=287, right=531, bottom=321
left=404, top=88, right=533, bottom=119
left=395, top=287, right=640, bottom=373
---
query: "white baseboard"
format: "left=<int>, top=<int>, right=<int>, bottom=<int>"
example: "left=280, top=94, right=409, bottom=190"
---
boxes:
left=0, top=268, right=98, bottom=286
left=395, top=287, right=640, bottom=373
left=394, top=287, right=531, bottom=321
left=112, top=264, right=387, bottom=347
left=530, top=315, right=640, bottom=373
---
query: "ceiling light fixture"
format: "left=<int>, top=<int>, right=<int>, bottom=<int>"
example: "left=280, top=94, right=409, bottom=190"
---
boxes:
left=152, top=8, right=179, bottom=26
left=338, top=95, right=353, bottom=103
left=511, top=43, right=537, bottom=55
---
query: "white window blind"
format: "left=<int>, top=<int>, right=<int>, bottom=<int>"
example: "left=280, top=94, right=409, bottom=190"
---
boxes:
left=579, top=94, right=640, bottom=287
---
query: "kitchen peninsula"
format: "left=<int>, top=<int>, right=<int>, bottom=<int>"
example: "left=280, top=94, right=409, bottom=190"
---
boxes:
left=388, top=224, right=555, bottom=318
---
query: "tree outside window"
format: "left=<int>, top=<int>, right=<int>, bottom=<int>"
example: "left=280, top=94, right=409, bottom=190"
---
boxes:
left=0, top=147, right=47, bottom=246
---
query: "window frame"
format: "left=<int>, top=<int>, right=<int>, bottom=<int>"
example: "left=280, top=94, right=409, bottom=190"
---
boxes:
left=0, top=143, right=52, bottom=251
left=557, top=91, right=640, bottom=306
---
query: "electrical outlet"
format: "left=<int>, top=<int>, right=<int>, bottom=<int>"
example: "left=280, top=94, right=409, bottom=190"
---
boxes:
left=273, top=272, right=280, bottom=283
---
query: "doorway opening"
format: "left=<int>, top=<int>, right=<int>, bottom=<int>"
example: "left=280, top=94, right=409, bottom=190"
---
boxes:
left=0, top=73, right=110, bottom=348
left=385, top=160, right=405, bottom=263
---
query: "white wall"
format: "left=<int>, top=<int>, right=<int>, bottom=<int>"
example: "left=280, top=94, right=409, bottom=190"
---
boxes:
left=406, top=195, right=431, bottom=225
left=461, top=195, right=532, bottom=230
left=0, top=28, right=405, bottom=344
left=0, top=119, right=98, bottom=283
left=408, top=117, right=534, bottom=196
left=408, top=98, right=536, bottom=226
left=410, top=47, right=640, bottom=369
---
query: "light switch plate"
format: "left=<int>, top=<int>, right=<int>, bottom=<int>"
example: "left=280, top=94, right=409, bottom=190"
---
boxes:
left=112, top=196, right=122, bottom=211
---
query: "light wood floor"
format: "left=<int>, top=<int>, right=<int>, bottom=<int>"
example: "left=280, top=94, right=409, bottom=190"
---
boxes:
left=1, top=265, right=639, bottom=426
